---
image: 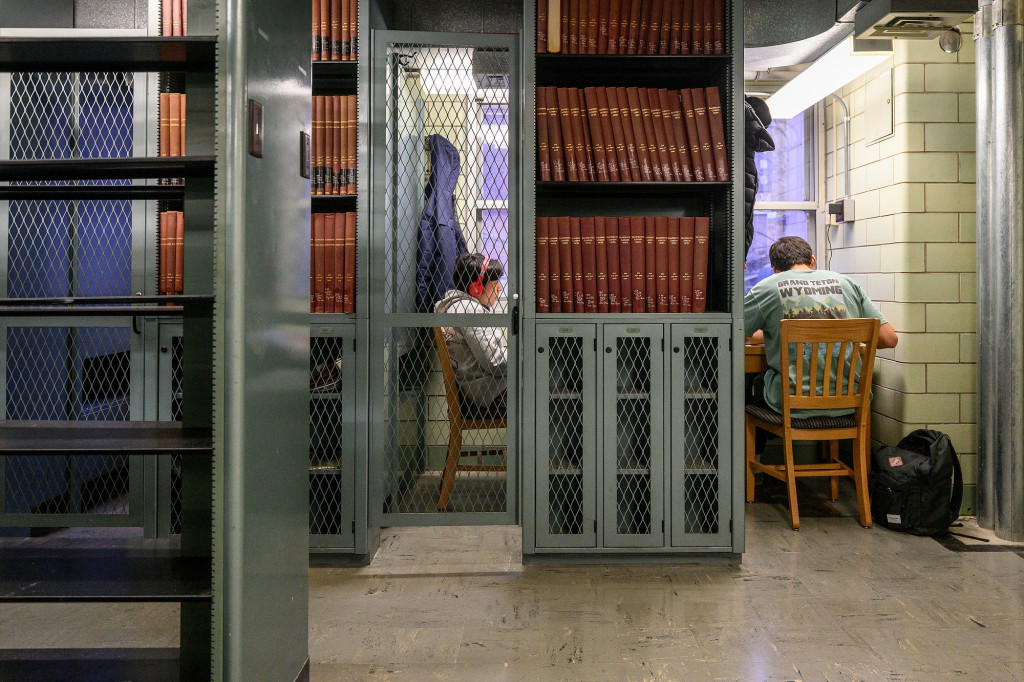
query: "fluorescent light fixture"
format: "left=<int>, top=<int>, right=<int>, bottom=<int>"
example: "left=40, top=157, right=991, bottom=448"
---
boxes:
left=765, top=36, right=890, bottom=120
left=420, top=47, right=476, bottom=95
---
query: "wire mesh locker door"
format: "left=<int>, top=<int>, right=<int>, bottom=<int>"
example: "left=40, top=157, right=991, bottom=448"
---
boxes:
left=535, top=324, right=598, bottom=548
left=372, top=33, right=518, bottom=524
left=309, top=324, right=356, bottom=549
left=602, top=324, right=666, bottom=547
left=669, top=324, right=732, bottom=547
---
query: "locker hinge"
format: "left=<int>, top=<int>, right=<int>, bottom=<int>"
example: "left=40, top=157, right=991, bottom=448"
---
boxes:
left=729, top=519, right=733, bottom=533
left=594, top=519, right=597, bottom=533
left=353, top=337, right=356, bottom=352
left=661, top=519, right=665, bottom=532
left=352, top=520, right=356, bottom=534
left=594, top=338, right=597, bottom=352
left=661, top=338, right=664, bottom=352
left=729, top=338, right=733, bottom=351
left=512, top=305, right=520, bottom=335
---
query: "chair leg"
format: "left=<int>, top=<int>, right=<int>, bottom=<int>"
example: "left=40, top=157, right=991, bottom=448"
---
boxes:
left=852, top=431, right=872, bottom=528
left=745, top=418, right=757, bottom=503
left=437, top=426, right=463, bottom=510
left=828, top=440, right=840, bottom=501
left=782, top=436, right=800, bottom=530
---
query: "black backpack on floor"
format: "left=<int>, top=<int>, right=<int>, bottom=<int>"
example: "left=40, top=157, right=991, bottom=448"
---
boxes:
left=869, top=429, right=963, bottom=536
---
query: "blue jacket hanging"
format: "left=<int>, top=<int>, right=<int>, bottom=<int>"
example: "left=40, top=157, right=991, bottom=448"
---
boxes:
left=416, top=134, right=468, bottom=313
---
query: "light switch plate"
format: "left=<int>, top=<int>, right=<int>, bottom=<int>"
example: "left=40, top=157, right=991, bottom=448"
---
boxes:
left=248, top=99, right=264, bottom=158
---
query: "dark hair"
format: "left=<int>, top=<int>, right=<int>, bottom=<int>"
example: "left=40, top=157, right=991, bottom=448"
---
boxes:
left=769, top=236, right=814, bottom=272
left=453, top=252, right=505, bottom=294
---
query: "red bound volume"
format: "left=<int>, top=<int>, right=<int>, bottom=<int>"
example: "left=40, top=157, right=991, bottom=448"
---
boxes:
left=680, top=0, right=693, bottom=53
left=595, top=88, right=620, bottom=181
left=335, top=96, right=345, bottom=194
left=180, top=93, right=186, bottom=155
left=312, top=0, right=320, bottom=58
left=692, top=88, right=717, bottom=181
left=556, top=88, right=579, bottom=181
left=572, top=88, right=596, bottom=181
left=537, top=0, right=547, bottom=52
left=690, top=0, right=703, bottom=53
left=637, top=0, right=651, bottom=53
left=658, top=0, right=672, bottom=54
left=313, top=96, right=325, bottom=194
left=561, top=0, right=570, bottom=52
left=163, top=0, right=172, bottom=36
left=637, top=89, right=663, bottom=181
left=570, top=217, right=585, bottom=312
left=646, top=88, right=673, bottom=182
left=331, top=0, right=342, bottom=60
left=669, top=0, right=682, bottom=53
left=169, top=93, right=181, bottom=157
left=606, top=87, right=633, bottom=181
left=341, top=0, right=351, bottom=60
left=348, top=0, right=358, bottom=60
left=309, top=215, right=315, bottom=310
left=680, top=216, right=694, bottom=312
left=706, top=86, right=730, bottom=181
left=548, top=0, right=562, bottom=52
left=626, top=0, right=642, bottom=53
left=159, top=212, right=171, bottom=294
left=595, top=217, right=610, bottom=312
left=183, top=0, right=187, bottom=36
left=702, top=0, right=713, bottom=56
left=343, top=212, right=356, bottom=313
left=319, top=0, right=330, bottom=60
left=625, top=87, right=653, bottom=181
left=548, top=216, right=563, bottom=312
left=618, top=217, right=633, bottom=312
left=324, top=214, right=336, bottom=313
left=313, top=213, right=325, bottom=313
left=655, top=216, right=669, bottom=312
left=644, top=217, right=657, bottom=311
left=680, top=89, right=705, bottom=181
left=325, top=97, right=335, bottom=195
left=713, top=0, right=724, bottom=53
left=583, top=88, right=610, bottom=182
left=668, top=90, right=695, bottom=181
left=536, top=217, right=551, bottom=313
left=692, top=216, right=709, bottom=313
left=172, top=0, right=183, bottom=36
left=646, top=0, right=663, bottom=53
left=537, top=88, right=552, bottom=181
left=339, top=212, right=352, bottom=311
left=587, top=0, right=600, bottom=53
left=159, top=93, right=170, bottom=159
left=668, top=217, right=681, bottom=312
left=346, top=95, right=357, bottom=194
left=607, top=0, right=622, bottom=52
left=568, top=0, right=580, bottom=53
left=598, top=0, right=610, bottom=53
left=545, top=87, right=566, bottom=181
left=579, top=0, right=590, bottom=54
left=629, top=216, right=646, bottom=311
left=174, top=212, right=184, bottom=293
left=605, top=218, right=621, bottom=312
left=581, top=218, right=599, bottom=313
left=658, top=89, right=683, bottom=181
left=557, top=216, right=574, bottom=310
left=617, top=0, right=632, bottom=53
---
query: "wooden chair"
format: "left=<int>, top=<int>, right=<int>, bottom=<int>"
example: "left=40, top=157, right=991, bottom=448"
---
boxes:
left=433, top=327, right=507, bottom=510
left=745, top=318, right=879, bottom=530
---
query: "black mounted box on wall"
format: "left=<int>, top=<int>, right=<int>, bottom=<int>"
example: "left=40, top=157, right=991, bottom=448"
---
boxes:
left=0, top=0, right=74, bottom=28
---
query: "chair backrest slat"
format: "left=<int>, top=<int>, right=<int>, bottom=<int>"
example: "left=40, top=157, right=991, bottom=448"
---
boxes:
left=433, top=327, right=463, bottom=425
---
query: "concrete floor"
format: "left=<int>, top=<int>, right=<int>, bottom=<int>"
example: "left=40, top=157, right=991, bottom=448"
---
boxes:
left=2, top=492, right=1023, bottom=681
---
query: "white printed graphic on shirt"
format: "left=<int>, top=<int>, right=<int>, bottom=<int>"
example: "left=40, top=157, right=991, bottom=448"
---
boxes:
left=776, top=277, right=849, bottom=320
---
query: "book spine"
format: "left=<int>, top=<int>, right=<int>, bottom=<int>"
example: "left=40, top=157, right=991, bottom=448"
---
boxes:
left=324, top=214, right=336, bottom=313
left=319, top=0, right=330, bottom=61
left=568, top=88, right=592, bottom=182
left=617, top=0, right=631, bottom=53
left=537, top=88, right=551, bottom=182
left=335, top=96, right=345, bottom=194
left=669, top=89, right=695, bottom=181
left=588, top=0, right=600, bottom=53
left=349, top=0, right=358, bottom=60
left=706, top=86, right=730, bottom=181
left=335, top=213, right=346, bottom=312
left=174, top=211, right=184, bottom=293
left=172, top=0, right=182, bottom=36
left=680, top=89, right=705, bottom=181
left=690, top=0, right=702, bottom=53
left=169, top=93, right=181, bottom=157
left=159, top=212, right=170, bottom=294
left=312, top=0, right=321, bottom=60
left=180, top=93, right=186, bottom=155
left=581, top=217, right=598, bottom=313
left=625, top=87, right=652, bottom=181
left=605, top=218, right=621, bottom=312
left=630, top=216, right=646, bottom=311
left=618, top=217, right=633, bottom=312
left=570, top=217, right=585, bottom=312
left=668, top=216, right=681, bottom=312
left=159, top=93, right=170, bottom=159
left=657, top=0, right=672, bottom=54
left=314, top=212, right=326, bottom=312
left=549, top=216, right=564, bottom=312
left=575, top=88, right=597, bottom=181
left=548, top=0, right=563, bottom=52
left=692, top=216, right=709, bottom=313
left=310, top=215, right=315, bottom=311
left=332, top=0, right=343, bottom=60
left=607, top=0, right=622, bottom=53
left=635, top=88, right=661, bottom=181
left=680, top=216, right=694, bottom=312
left=538, top=0, right=547, bottom=52
left=583, top=87, right=610, bottom=182
left=569, top=0, right=580, bottom=53
left=557, top=216, right=574, bottom=310
left=645, top=88, right=673, bottom=182
left=626, top=0, right=642, bottom=53
left=658, top=89, right=683, bottom=181
left=556, top=88, right=579, bottom=181
left=637, top=0, right=651, bottom=54
left=713, top=0, right=724, bottom=53
left=595, top=87, right=620, bottom=182
left=325, top=96, right=335, bottom=195
left=545, top=87, right=566, bottom=182
left=702, top=0, right=713, bottom=56
left=344, top=212, right=356, bottom=313
left=561, top=0, right=570, bottom=53
left=691, top=87, right=717, bottom=181
left=669, top=0, right=682, bottom=53
left=536, top=217, right=551, bottom=313
left=646, top=0, right=663, bottom=54
left=598, top=0, right=610, bottom=54
left=595, top=217, right=610, bottom=312
left=655, top=216, right=669, bottom=312
left=606, top=87, right=633, bottom=181
left=680, top=0, right=692, bottom=53
left=182, top=0, right=187, bottom=35
left=163, top=0, right=173, bottom=36
left=644, top=216, right=657, bottom=311
left=346, top=94, right=357, bottom=193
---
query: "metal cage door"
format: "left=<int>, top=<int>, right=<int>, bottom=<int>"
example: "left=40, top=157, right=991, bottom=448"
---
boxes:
left=370, top=31, right=519, bottom=526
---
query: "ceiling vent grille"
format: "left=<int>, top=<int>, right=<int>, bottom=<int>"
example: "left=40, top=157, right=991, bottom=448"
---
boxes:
left=855, top=0, right=975, bottom=39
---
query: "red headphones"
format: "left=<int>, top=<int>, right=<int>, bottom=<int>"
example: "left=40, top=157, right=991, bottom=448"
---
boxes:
left=468, top=257, right=491, bottom=298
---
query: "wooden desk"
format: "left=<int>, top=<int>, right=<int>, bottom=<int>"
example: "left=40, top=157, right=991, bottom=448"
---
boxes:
left=745, top=344, right=767, bottom=374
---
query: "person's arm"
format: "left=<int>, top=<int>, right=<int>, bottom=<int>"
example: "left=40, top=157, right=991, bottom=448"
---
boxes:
left=745, top=329, right=764, bottom=345
left=878, top=322, right=898, bottom=349
left=464, top=325, right=508, bottom=375
left=743, top=287, right=767, bottom=345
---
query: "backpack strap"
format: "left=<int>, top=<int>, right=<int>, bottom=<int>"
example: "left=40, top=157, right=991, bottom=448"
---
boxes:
left=948, top=438, right=964, bottom=525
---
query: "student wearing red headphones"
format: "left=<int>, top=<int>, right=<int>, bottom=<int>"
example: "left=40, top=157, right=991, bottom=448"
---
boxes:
left=434, top=253, right=507, bottom=415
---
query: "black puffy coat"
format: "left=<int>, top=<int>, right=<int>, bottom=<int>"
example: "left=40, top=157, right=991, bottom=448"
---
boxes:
left=744, top=96, right=775, bottom=259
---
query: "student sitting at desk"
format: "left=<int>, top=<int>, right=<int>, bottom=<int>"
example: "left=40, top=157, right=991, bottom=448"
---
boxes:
left=434, top=253, right=507, bottom=417
left=744, top=236, right=898, bottom=413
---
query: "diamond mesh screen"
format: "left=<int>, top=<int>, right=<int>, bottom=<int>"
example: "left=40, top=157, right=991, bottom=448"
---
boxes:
left=310, top=334, right=346, bottom=535
left=3, top=326, right=131, bottom=518
left=614, top=336, right=652, bottom=535
left=680, top=334, right=720, bottom=534
left=169, top=335, right=183, bottom=534
left=547, top=336, right=584, bottom=535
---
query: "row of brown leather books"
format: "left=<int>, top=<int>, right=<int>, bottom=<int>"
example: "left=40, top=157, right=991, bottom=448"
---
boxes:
left=537, top=86, right=728, bottom=183
left=161, top=0, right=187, bottom=36
left=159, top=211, right=185, bottom=295
left=312, top=212, right=357, bottom=314
left=159, top=93, right=186, bottom=185
left=312, top=0, right=358, bottom=61
left=537, top=0, right=725, bottom=55
left=312, top=95, right=357, bottom=195
left=536, top=215, right=709, bottom=314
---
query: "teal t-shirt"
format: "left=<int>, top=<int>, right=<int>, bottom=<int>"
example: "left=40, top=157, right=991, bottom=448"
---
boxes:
left=744, top=269, right=887, bottom=417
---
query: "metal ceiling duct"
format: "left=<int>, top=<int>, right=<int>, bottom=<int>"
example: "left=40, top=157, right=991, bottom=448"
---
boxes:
left=744, top=0, right=863, bottom=70
left=855, top=0, right=976, bottom=39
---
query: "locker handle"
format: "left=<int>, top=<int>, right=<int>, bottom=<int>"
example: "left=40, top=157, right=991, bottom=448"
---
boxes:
left=538, top=346, right=544, bottom=353
left=673, top=346, right=680, bottom=353
left=605, top=347, right=612, bottom=353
